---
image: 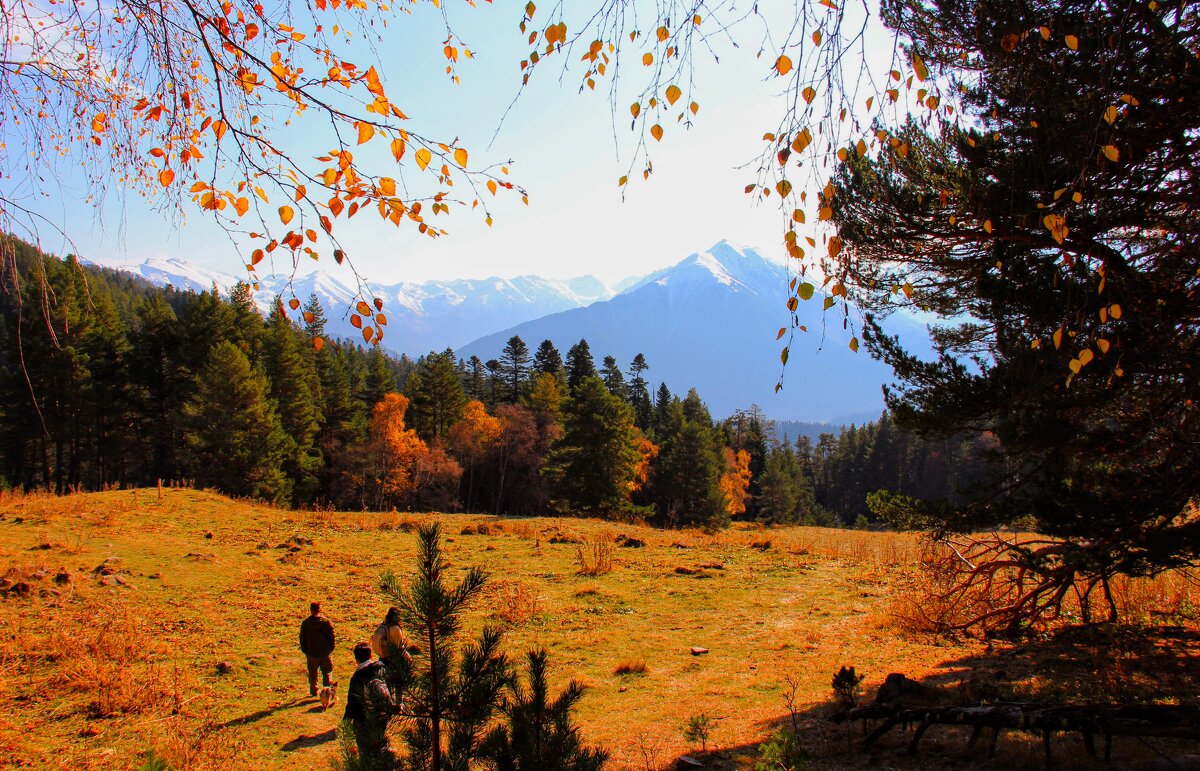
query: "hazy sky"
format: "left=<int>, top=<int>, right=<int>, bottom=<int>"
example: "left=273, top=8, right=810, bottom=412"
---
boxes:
left=39, top=2, right=883, bottom=286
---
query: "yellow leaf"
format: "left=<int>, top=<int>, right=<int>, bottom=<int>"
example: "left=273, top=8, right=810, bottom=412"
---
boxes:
left=657, top=25, right=669, bottom=42
left=1069, top=358, right=1082, bottom=373
left=630, top=102, right=641, bottom=118
left=828, top=236, right=843, bottom=258
left=158, top=169, right=175, bottom=187
left=823, top=296, right=835, bottom=310
left=487, top=179, right=498, bottom=195
left=690, top=101, right=699, bottom=115
left=454, top=147, right=468, bottom=167
left=1039, top=26, right=1051, bottom=40
left=812, top=30, right=823, bottom=45
left=1097, top=338, right=1110, bottom=353
left=279, top=205, right=294, bottom=225
left=313, top=336, right=325, bottom=351
left=1064, top=34, right=1079, bottom=50
left=776, top=180, right=792, bottom=197
left=1042, top=213, right=1068, bottom=244
left=912, top=53, right=929, bottom=81
left=1104, top=105, right=1118, bottom=124
left=1109, top=303, right=1122, bottom=319
left=415, top=148, right=432, bottom=171
left=379, top=177, right=396, bottom=196
left=618, top=175, right=628, bottom=187
left=643, top=52, right=653, bottom=66
left=1102, top=145, right=1119, bottom=162
left=651, top=124, right=664, bottom=141
left=983, top=219, right=993, bottom=233
left=775, top=55, right=793, bottom=76
left=1053, top=327, right=1064, bottom=349
left=802, top=86, right=816, bottom=103
left=818, top=206, right=833, bottom=221
left=1079, top=348, right=1094, bottom=366
left=666, top=85, right=682, bottom=105
left=391, top=138, right=406, bottom=162
left=901, top=282, right=914, bottom=299
left=356, top=121, right=375, bottom=144
left=849, top=337, right=859, bottom=352
left=791, top=129, right=813, bottom=153
left=235, top=197, right=249, bottom=216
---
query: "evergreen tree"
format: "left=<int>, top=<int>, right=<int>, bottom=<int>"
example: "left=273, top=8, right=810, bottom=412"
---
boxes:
left=363, top=346, right=398, bottom=406
left=651, top=383, right=673, bottom=437
left=263, top=307, right=323, bottom=502
left=379, top=524, right=509, bottom=771
left=599, top=355, right=626, bottom=400
left=406, top=350, right=468, bottom=442
left=480, top=649, right=608, bottom=771
left=543, top=376, right=641, bottom=518
left=129, top=294, right=185, bottom=482
left=497, top=335, right=531, bottom=404
left=532, top=340, right=564, bottom=377
left=302, top=292, right=327, bottom=339
left=625, top=354, right=652, bottom=430
left=830, top=0, right=1200, bottom=624
left=648, top=391, right=727, bottom=529
left=465, top=355, right=488, bottom=401
left=564, top=339, right=596, bottom=393
left=181, top=341, right=292, bottom=503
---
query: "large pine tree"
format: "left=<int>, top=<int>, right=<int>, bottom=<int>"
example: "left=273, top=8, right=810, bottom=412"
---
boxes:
left=543, top=376, right=641, bottom=518
left=832, top=0, right=1200, bottom=628
left=182, top=341, right=293, bottom=503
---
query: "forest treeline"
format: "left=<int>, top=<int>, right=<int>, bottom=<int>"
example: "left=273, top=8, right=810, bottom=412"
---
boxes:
left=0, top=242, right=989, bottom=529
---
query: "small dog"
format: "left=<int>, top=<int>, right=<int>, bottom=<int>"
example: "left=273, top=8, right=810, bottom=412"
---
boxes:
left=319, top=682, right=338, bottom=710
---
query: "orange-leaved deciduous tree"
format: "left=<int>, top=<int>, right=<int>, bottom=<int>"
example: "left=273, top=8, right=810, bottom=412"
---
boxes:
left=448, top=399, right=503, bottom=511
left=719, top=447, right=751, bottom=517
left=628, top=432, right=658, bottom=496
left=357, top=392, right=461, bottom=511
left=0, top=0, right=525, bottom=345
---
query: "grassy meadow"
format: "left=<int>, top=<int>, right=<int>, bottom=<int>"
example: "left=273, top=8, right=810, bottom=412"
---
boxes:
left=2, top=488, right=1199, bottom=770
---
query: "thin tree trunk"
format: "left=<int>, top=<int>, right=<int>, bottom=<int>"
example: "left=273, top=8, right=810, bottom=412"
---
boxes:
left=428, top=621, right=440, bottom=771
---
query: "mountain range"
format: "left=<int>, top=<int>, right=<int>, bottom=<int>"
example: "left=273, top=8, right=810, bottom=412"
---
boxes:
left=90, top=257, right=616, bottom=355
left=93, top=242, right=933, bottom=422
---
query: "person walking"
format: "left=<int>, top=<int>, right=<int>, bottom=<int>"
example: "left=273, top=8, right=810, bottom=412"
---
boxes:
left=343, top=642, right=396, bottom=763
left=299, top=601, right=335, bottom=697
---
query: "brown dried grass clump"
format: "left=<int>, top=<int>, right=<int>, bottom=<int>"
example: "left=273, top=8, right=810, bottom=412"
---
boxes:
left=613, top=659, right=648, bottom=676
left=575, top=536, right=614, bottom=576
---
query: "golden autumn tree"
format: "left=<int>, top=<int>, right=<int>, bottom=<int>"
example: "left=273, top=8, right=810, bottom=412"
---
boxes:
left=719, top=447, right=751, bottom=518
left=447, top=399, right=502, bottom=511
left=365, top=392, right=460, bottom=511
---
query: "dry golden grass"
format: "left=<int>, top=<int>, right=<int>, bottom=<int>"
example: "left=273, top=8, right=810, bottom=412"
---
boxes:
left=1, top=488, right=1197, bottom=770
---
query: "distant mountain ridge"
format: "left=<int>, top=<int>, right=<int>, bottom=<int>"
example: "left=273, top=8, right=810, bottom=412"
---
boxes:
left=88, top=257, right=618, bottom=355
left=459, top=241, right=933, bottom=422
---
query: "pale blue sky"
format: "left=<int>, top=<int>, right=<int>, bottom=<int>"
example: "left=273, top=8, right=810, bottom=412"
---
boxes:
left=33, top=1, right=892, bottom=286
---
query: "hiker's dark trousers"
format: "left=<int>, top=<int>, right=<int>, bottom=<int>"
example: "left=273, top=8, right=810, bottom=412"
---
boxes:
left=306, top=654, right=333, bottom=693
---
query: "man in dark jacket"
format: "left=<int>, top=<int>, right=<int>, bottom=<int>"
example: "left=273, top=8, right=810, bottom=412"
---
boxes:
left=299, top=601, right=335, bottom=697
left=344, top=642, right=396, bottom=763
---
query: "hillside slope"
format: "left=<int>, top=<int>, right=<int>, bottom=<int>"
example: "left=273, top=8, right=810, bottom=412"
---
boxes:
left=0, top=489, right=960, bottom=769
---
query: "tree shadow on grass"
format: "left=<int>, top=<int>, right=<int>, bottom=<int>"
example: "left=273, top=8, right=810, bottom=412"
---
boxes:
left=218, top=697, right=313, bottom=729
left=281, top=728, right=338, bottom=752
left=680, top=625, right=1200, bottom=770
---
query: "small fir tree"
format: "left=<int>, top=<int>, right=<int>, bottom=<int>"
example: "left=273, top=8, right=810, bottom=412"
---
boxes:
left=380, top=523, right=510, bottom=771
